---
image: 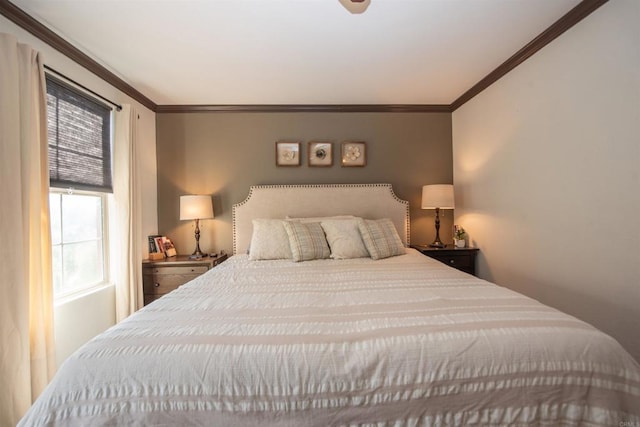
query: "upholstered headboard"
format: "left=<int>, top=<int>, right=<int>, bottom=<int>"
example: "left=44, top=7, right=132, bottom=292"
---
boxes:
left=232, top=183, right=410, bottom=255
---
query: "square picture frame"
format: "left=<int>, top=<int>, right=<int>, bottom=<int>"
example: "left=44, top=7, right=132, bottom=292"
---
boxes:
left=275, top=141, right=301, bottom=167
left=341, top=141, right=366, bottom=167
left=308, top=141, right=333, bottom=167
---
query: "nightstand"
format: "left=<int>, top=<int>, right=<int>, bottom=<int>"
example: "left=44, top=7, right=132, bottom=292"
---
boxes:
left=142, top=254, right=228, bottom=305
left=411, top=245, right=479, bottom=276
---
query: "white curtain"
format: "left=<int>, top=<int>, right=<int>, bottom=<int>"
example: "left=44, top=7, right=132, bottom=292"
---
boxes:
left=113, top=104, right=143, bottom=321
left=0, top=33, right=55, bottom=425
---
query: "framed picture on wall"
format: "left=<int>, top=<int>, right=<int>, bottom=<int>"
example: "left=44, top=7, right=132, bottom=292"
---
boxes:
left=275, top=141, right=301, bottom=167
left=341, top=141, right=366, bottom=167
left=308, top=141, right=333, bottom=167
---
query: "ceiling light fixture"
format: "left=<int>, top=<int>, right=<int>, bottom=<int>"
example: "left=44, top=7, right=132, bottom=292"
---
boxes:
left=338, top=0, right=370, bottom=14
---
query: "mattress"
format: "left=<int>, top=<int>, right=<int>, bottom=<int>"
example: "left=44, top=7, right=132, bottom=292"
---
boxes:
left=20, top=249, right=640, bottom=426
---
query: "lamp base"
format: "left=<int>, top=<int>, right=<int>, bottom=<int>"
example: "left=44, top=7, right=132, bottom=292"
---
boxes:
left=189, top=218, right=208, bottom=259
left=429, top=207, right=445, bottom=248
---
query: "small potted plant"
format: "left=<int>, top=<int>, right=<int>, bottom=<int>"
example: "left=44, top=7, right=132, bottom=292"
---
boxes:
left=453, top=226, right=467, bottom=248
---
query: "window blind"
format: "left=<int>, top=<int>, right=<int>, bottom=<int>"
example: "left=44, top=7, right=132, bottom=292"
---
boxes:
left=46, top=76, right=112, bottom=192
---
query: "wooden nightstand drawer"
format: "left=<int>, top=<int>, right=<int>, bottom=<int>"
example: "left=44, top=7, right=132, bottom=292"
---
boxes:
left=142, top=273, right=202, bottom=294
left=436, top=255, right=471, bottom=269
left=143, top=294, right=163, bottom=306
left=410, top=245, right=479, bottom=276
left=141, top=254, right=228, bottom=305
left=144, top=265, right=209, bottom=275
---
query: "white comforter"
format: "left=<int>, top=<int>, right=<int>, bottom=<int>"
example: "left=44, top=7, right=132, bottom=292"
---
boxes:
left=20, top=250, right=640, bottom=426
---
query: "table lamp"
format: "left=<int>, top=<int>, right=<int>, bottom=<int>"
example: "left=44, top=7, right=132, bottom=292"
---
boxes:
left=421, top=184, right=454, bottom=248
left=180, top=195, right=214, bottom=259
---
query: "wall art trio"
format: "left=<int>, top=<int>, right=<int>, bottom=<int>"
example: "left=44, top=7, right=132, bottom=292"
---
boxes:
left=276, top=141, right=366, bottom=168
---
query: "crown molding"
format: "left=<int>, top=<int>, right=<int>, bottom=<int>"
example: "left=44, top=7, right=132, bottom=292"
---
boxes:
left=0, top=0, right=157, bottom=111
left=155, top=104, right=452, bottom=113
left=2, top=0, right=607, bottom=114
left=450, top=0, right=608, bottom=111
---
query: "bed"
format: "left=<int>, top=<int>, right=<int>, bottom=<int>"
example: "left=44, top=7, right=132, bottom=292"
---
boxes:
left=20, top=184, right=640, bottom=426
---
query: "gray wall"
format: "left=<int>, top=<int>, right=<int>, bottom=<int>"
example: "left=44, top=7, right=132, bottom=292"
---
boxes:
left=156, top=112, right=453, bottom=255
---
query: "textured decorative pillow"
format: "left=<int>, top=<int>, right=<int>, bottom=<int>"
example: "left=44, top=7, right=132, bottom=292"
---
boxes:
left=282, top=221, right=331, bottom=262
left=321, top=219, right=369, bottom=259
left=248, top=219, right=292, bottom=260
left=357, top=218, right=406, bottom=260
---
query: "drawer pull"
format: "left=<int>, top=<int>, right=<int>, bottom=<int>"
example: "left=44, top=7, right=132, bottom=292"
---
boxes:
left=449, top=259, right=455, bottom=264
left=154, top=283, right=160, bottom=288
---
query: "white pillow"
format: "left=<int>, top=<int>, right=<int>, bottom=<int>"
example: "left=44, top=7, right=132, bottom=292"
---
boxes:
left=248, top=219, right=292, bottom=260
left=357, top=218, right=406, bottom=260
left=321, top=219, right=369, bottom=259
left=282, top=221, right=330, bottom=262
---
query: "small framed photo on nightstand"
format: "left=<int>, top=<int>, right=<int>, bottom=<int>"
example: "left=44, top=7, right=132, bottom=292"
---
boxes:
left=275, top=141, right=301, bottom=167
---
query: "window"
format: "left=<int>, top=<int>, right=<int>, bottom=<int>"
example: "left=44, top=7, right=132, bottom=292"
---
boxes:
left=49, top=191, right=108, bottom=297
left=46, top=76, right=113, bottom=298
left=47, top=75, right=112, bottom=192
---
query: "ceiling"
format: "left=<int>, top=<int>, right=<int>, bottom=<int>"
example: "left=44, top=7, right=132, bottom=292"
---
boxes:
left=9, top=0, right=582, bottom=106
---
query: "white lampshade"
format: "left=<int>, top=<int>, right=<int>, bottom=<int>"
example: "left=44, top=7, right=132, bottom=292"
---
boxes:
left=180, top=195, right=214, bottom=220
left=421, top=184, right=454, bottom=209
